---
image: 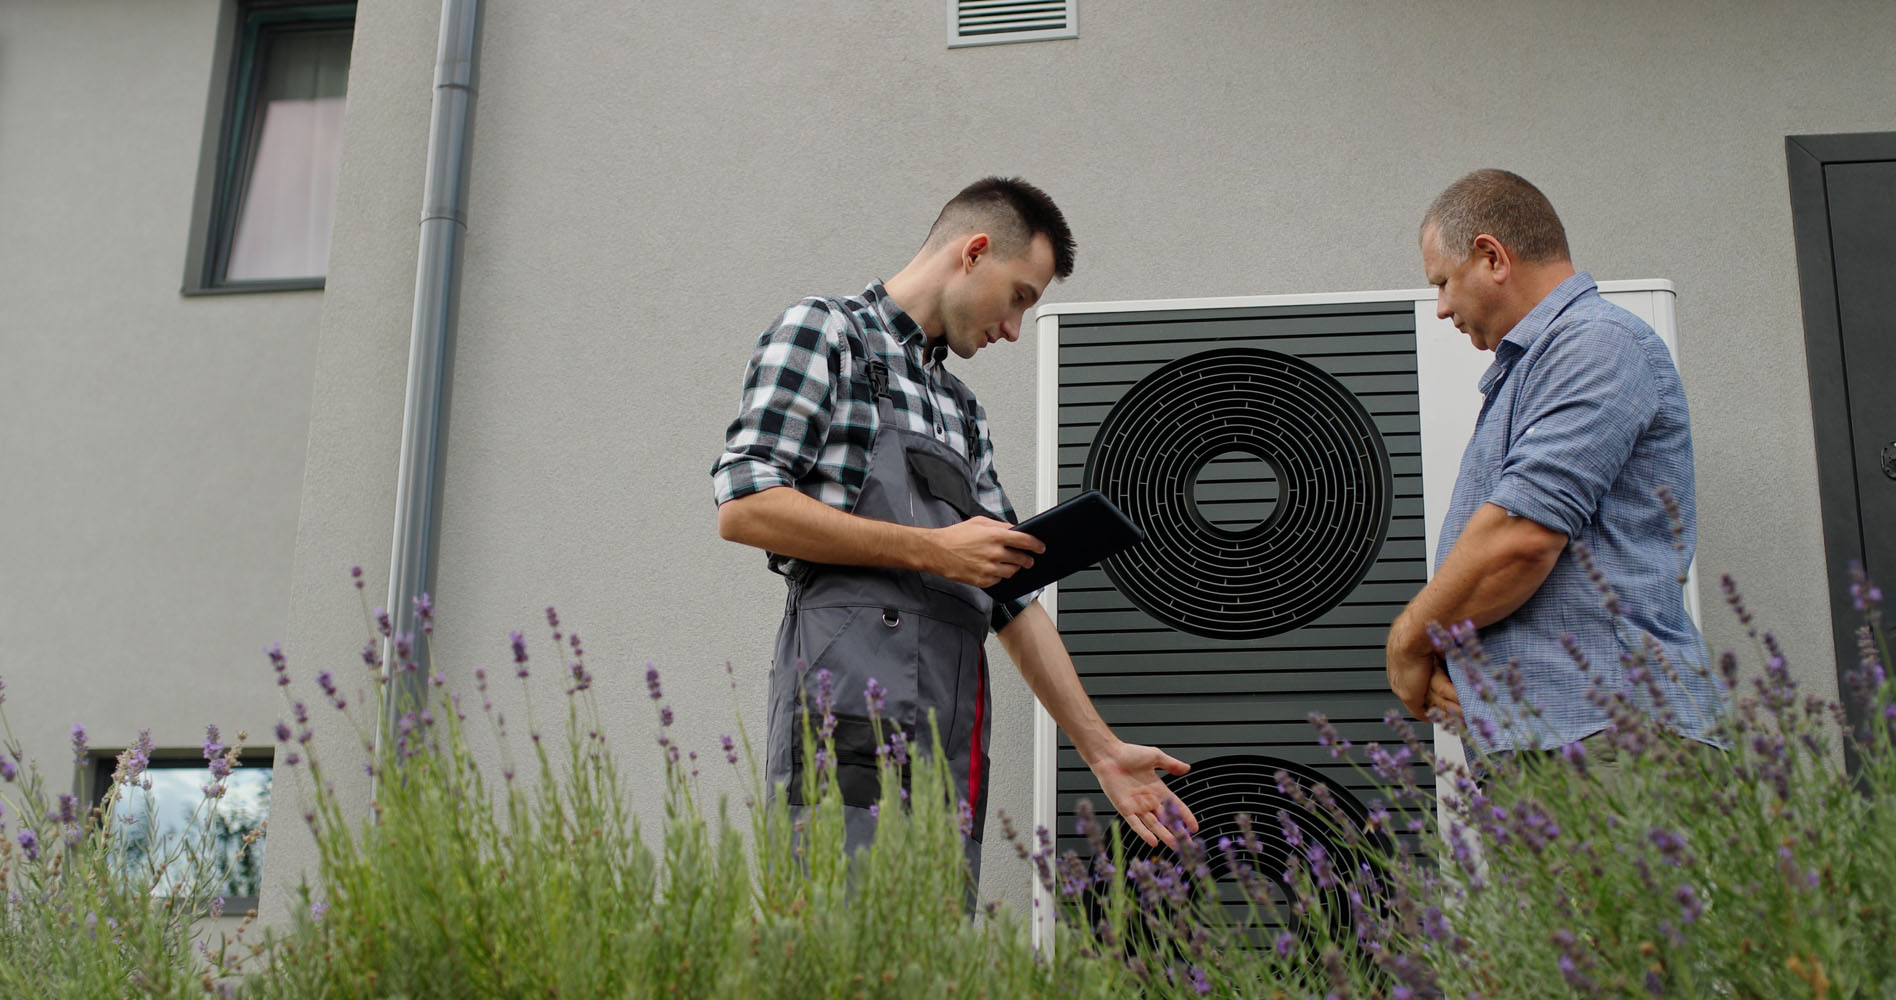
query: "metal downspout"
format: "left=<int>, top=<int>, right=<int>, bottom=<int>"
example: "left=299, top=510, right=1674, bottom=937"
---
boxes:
left=382, top=0, right=484, bottom=752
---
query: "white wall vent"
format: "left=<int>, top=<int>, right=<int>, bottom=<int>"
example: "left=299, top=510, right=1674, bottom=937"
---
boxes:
left=948, top=0, right=1076, bottom=48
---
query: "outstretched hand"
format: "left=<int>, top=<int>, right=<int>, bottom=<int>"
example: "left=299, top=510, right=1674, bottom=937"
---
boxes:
left=1088, top=741, right=1197, bottom=850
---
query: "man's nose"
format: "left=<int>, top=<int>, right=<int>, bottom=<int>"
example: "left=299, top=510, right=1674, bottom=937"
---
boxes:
left=1000, top=316, right=1021, bottom=341
left=1435, top=296, right=1452, bottom=321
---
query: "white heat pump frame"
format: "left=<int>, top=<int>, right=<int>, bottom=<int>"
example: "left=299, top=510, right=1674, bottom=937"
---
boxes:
left=1026, top=281, right=1693, bottom=945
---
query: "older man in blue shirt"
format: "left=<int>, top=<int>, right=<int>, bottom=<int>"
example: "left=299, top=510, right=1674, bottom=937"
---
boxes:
left=1386, top=169, right=1723, bottom=757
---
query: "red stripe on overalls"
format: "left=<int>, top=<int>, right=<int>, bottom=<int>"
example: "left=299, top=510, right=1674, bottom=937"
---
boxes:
left=967, top=649, right=986, bottom=810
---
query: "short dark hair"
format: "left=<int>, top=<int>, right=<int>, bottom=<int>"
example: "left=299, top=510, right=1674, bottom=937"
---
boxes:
left=1421, top=169, right=1571, bottom=264
left=922, top=176, right=1076, bottom=279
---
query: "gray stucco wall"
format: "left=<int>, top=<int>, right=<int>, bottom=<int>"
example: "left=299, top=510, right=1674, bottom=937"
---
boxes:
left=0, top=0, right=316, bottom=834
left=255, top=0, right=1894, bottom=926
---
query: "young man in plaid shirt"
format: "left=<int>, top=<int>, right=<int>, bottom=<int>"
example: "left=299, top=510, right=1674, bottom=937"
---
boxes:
left=714, top=178, right=1196, bottom=877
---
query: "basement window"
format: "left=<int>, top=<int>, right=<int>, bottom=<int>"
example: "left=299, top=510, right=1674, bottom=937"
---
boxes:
left=87, top=750, right=272, bottom=913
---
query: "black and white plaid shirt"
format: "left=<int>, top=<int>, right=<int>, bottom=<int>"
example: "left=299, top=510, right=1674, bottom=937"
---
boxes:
left=713, top=281, right=1034, bottom=630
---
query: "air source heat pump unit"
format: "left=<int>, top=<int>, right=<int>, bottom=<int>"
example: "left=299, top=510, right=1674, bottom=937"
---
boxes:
left=1027, top=281, right=1688, bottom=929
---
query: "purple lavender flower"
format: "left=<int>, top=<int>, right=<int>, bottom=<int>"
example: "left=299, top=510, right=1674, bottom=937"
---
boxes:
left=1561, top=740, right=1589, bottom=774
left=208, top=754, right=233, bottom=782
left=1675, top=883, right=1703, bottom=924
left=889, top=730, right=909, bottom=767
left=1649, top=827, right=1688, bottom=866
left=316, top=671, right=341, bottom=705
left=70, top=724, right=89, bottom=766
left=114, top=731, right=153, bottom=786
left=1557, top=954, right=1596, bottom=992
left=1850, top=564, right=1884, bottom=611
left=350, top=565, right=363, bottom=589
left=1189, top=966, right=1210, bottom=994
left=16, top=830, right=38, bottom=861
left=267, top=643, right=289, bottom=685
left=645, top=664, right=662, bottom=700
left=374, top=606, right=392, bottom=637
left=510, top=631, right=529, bottom=677
left=202, top=725, right=224, bottom=761
left=1274, top=931, right=1295, bottom=957
left=660, top=706, right=674, bottom=728
left=721, top=735, right=737, bottom=765
left=55, top=794, right=76, bottom=824
left=1311, top=712, right=1350, bottom=758
left=864, top=677, right=886, bottom=718
left=544, top=605, right=559, bottom=630
left=311, top=900, right=328, bottom=922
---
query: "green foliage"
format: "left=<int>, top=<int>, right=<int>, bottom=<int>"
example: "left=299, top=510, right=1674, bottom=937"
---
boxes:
left=1030, top=571, right=1896, bottom=1000
left=0, top=716, right=256, bottom=998
left=243, top=600, right=1123, bottom=999
left=5, top=571, right=1894, bottom=999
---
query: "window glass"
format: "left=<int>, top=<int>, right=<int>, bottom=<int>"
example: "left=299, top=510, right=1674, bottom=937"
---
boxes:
left=98, top=762, right=271, bottom=903
left=224, top=25, right=351, bottom=282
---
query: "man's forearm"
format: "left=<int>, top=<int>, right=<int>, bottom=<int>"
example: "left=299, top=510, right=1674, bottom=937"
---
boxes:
left=717, top=485, right=929, bottom=572
left=996, top=602, right=1114, bottom=761
left=1392, top=502, right=1567, bottom=656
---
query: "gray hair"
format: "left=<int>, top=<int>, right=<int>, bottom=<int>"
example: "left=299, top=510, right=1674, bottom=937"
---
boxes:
left=1421, top=169, right=1571, bottom=264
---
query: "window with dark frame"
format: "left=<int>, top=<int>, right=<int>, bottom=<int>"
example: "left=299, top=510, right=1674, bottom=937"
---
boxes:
left=87, top=751, right=272, bottom=913
left=187, top=2, right=356, bottom=293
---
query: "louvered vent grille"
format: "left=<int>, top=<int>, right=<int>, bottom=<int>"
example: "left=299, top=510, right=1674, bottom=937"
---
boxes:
left=949, top=0, right=1076, bottom=47
left=1051, top=300, right=1431, bottom=871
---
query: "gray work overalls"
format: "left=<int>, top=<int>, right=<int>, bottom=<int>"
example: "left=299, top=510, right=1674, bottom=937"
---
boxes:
left=765, top=298, right=995, bottom=882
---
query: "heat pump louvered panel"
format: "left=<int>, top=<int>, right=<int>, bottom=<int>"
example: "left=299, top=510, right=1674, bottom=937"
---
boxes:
left=1050, top=301, right=1430, bottom=859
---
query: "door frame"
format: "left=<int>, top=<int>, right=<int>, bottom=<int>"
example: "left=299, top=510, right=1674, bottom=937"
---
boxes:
left=1786, top=130, right=1896, bottom=708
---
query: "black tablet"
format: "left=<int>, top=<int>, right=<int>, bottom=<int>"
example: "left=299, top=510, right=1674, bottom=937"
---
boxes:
left=983, top=490, right=1144, bottom=603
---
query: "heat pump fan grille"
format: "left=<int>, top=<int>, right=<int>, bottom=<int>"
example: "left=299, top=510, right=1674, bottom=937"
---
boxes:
left=1098, top=755, right=1388, bottom=950
left=1083, top=348, right=1393, bottom=640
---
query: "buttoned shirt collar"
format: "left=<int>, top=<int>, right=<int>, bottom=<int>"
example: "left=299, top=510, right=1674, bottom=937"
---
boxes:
left=1478, top=271, right=1596, bottom=396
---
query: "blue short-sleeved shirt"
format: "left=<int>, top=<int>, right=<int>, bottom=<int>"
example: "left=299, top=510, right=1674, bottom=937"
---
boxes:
left=1437, top=273, right=1723, bottom=752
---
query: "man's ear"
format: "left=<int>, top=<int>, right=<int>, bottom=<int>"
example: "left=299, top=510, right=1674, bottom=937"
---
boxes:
left=961, top=233, right=991, bottom=271
left=1472, top=233, right=1510, bottom=282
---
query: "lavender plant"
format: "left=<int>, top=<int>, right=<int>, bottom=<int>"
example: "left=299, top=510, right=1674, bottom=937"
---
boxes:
left=0, top=691, right=257, bottom=997
left=8, top=557, right=1887, bottom=999
left=1032, top=565, right=1895, bottom=999
left=241, top=573, right=1126, bottom=998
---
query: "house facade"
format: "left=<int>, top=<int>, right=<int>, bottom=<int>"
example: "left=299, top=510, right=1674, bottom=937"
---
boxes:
left=3, top=0, right=1891, bottom=921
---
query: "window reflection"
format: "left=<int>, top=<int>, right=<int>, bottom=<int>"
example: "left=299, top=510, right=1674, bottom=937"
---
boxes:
left=101, top=764, right=271, bottom=903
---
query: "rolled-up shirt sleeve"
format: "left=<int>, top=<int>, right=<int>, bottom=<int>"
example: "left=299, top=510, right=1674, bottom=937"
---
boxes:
left=1488, top=320, right=1659, bottom=539
left=711, top=299, right=839, bottom=506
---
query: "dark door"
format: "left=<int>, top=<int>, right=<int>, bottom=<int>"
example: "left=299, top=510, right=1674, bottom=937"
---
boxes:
left=1788, top=132, right=1896, bottom=706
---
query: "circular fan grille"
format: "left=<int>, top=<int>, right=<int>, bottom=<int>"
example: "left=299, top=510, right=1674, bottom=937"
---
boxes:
left=1083, top=348, right=1393, bottom=639
left=1117, top=755, right=1385, bottom=948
